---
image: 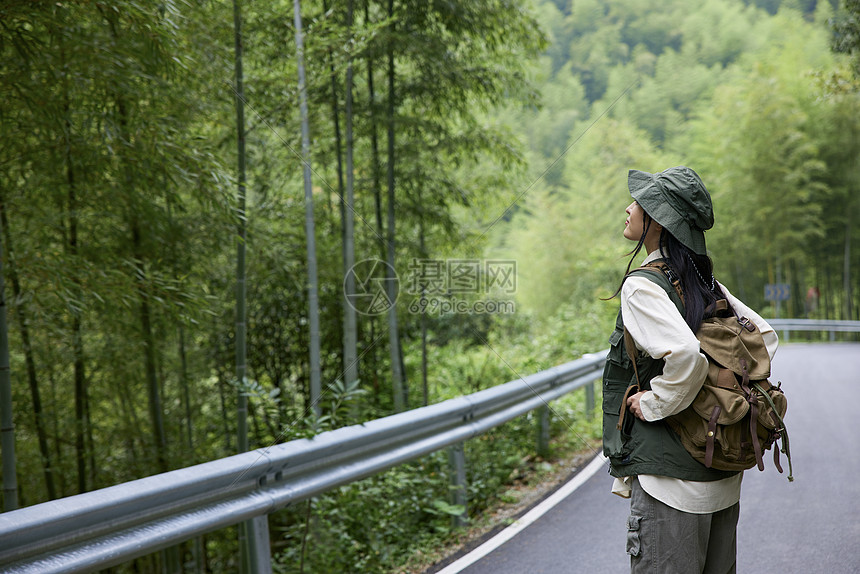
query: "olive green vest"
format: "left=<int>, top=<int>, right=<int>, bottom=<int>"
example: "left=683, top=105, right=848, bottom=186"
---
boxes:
left=601, top=263, right=738, bottom=482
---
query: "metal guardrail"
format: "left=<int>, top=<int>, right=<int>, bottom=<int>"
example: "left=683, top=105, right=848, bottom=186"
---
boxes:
left=0, top=352, right=608, bottom=574
left=768, top=318, right=860, bottom=332
left=768, top=318, right=860, bottom=342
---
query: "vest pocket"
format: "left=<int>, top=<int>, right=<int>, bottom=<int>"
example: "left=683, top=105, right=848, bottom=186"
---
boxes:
left=607, top=329, right=631, bottom=367
left=602, top=388, right=627, bottom=457
left=603, top=329, right=635, bottom=458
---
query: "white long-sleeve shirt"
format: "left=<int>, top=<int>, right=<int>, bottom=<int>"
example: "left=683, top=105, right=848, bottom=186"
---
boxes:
left=611, top=251, right=778, bottom=513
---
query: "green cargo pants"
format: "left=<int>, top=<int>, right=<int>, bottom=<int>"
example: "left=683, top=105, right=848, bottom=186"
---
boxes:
left=627, top=478, right=739, bottom=574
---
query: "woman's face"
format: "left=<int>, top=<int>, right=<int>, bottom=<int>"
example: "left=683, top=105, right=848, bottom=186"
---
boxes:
left=624, top=201, right=663, bottom=252
left=623, top=201, right=647, bottom=242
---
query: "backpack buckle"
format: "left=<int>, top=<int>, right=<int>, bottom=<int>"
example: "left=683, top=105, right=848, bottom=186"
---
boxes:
left=737, top=316, right=756, bottom=332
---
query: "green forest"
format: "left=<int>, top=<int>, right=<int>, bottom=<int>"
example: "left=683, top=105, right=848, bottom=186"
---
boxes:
left=1, top=0, right=858, bottom=572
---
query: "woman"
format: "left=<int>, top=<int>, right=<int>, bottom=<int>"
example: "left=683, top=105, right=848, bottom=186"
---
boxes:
left=602, top=166, right=778, bottom=574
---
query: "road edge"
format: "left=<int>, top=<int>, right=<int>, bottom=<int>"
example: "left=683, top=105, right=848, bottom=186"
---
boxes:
left=429, top=453, right=608, bottom=574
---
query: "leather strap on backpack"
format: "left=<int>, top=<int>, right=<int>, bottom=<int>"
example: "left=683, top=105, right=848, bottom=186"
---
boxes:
left=638, top=261, right=685, bottom=306
left=753, top=381, right=794, bottom=482
left=617, top=263, right=684, bottom=431
left=617, top=262, right=683, bottom=431
left=739, top=358, right=765, bottom=471
left=617, top=328, right=641, bottom=431
left=640, top=261, right=734, bottom=320
left=705, top=406, right=721, bottom=468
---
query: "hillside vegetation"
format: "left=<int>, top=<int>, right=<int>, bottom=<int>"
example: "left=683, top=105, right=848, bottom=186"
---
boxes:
left=500, top=0, right=857, bottom=329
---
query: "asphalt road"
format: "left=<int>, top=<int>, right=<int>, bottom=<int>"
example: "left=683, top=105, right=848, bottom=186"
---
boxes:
left=454, top=343, right=860, bottom=574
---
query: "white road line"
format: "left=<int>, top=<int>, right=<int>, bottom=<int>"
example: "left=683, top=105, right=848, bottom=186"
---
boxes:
left=434, top=453, right=608, bottom=574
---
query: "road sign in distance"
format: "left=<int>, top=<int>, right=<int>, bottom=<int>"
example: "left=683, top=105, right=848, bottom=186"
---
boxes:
left=764, top=283, right=790, bottom=301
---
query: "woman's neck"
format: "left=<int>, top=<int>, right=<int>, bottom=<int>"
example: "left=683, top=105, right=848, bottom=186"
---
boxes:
left=644, top=237, right=661, bottom=254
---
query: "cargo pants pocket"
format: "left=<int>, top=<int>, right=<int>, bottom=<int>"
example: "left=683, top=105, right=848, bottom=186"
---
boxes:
left=626, top=514, right=642, bottom=557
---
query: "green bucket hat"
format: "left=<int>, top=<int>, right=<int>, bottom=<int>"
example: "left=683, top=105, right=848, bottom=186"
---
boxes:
left=627, top=166, right=714, bottom=255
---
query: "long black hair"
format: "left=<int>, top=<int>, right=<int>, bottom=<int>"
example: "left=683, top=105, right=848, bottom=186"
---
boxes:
left=607, top=212, right=731, bottom=333
left=656, top=229, right=730, bottom=333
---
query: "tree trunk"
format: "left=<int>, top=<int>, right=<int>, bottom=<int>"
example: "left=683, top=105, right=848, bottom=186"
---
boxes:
left=366, top=0, right=386, bottom=263
left=233, top=0, right=249, bottom=457
left=164, top=195, right=194, bottom=459
left=51, top=2, right=90, bottom=498
left=250, top=399, right=262, bottom=445
left=369, top=318, right=380, bottom=398
left=178, top=325, right=193, bottom=454
left=48, top=368, right=67, bottom=496
left=343, top=0, right=359, bottom=388
left=844, top=214, right=853, bottom=320
left=0, top=195, right=56, bottom=499
left=132, top=219, right=169, bottom=473
left=85, top=368, right=96, bottom=489
left=294, top=0, right=322, bottom=416
left=218, top=369, right=232, bottom=452
left=231, top=3, right=257, bottom=572
left=61, top=52, right=89, bottom=495
left=119, top=98, right=168, bottom=475
left=418, top=191, right=428, bottom=406
left=69, top=165, right=88, bottom=494
left=365, top=0, right=385, bottom=404
left=789, top=258, right=800, bottom=319
left=0, top=212, right=17, bottom=511
left=323, top=0, right=346, bottom=237
left=386, top=0, right=405, bottom=412
left=117, top=368, right=144, bottom=469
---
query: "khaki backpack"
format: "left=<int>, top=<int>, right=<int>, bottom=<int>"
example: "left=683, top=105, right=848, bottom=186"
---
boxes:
left=623, top=262, right=793, bottom=481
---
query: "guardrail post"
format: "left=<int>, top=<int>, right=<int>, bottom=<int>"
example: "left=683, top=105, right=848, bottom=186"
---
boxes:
left=162, top=546, right=181, bottom=573
left=830, top=330, right=836, bottom=342
left=191, top=536, right=205, bottom=574
left=247, top=514, right=273, bottom=574
left=448, top=443, right=468, bottom=528
left=585, top=382, right=595, bottom=420
left=536, top=405, right=550, bottom=458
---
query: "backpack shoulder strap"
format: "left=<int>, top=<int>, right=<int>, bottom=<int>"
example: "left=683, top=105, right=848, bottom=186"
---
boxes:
left=625, top=259, right=685, bottom=313
left=616, top=260, right=685, bottom=429
left=627, top=261, right=731, bottom=318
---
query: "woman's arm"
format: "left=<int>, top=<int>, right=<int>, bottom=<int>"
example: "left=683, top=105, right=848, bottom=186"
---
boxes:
left=621, top=276, right=708, bottom=421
